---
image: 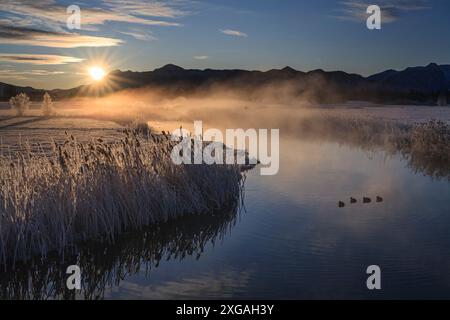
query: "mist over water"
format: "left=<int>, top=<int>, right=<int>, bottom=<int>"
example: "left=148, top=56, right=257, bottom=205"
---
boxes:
left=50, top=82, right=347, bottom=132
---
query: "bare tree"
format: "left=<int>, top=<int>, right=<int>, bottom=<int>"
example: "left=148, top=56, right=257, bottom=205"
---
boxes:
left=9, top=93, right=30, bottom=117
left=41, top=92, right=54, bottom=116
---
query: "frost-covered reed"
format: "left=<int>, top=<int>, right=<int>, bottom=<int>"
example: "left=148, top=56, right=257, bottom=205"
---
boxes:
left=399, top=120, right=450, bottom=179
left=0, top=130, right=244, bottom=267
left=298, top=115, right=450, bottom=179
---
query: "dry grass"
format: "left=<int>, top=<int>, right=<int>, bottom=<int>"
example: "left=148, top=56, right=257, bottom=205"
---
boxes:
left=295, top=114, right=450, bottom=179
left=0, top=130, right=245, bottom=268
left=399, top=120, right=450, bottom=179
left=294, top=113, right=409, bottom=151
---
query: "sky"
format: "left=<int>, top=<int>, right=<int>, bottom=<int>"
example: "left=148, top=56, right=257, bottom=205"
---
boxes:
left=0, top=0, right=449, bottom=89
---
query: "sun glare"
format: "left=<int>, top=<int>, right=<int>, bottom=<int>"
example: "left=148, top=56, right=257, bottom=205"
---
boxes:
left=89, top=66, right=106, bottom=81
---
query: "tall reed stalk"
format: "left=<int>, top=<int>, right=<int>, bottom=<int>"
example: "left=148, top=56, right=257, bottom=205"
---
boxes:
left=0, top=130, right=245, bottom=267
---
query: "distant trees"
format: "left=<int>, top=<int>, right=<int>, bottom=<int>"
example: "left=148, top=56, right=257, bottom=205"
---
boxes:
left=9, top=93, right=30, bottom=117
left=41, top=92, right=54, bottom=116
left=8, top=92, right=57, bottom=117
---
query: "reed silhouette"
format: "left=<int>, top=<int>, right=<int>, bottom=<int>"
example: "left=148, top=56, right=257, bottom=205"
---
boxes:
left=0, top=203, right=241, bottom=300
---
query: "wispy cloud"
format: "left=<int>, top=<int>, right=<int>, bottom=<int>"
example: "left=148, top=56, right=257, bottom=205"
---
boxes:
left=0, top=69, right=65, bottom=80
left=0, top=25, right=122, bottom=48
left=0, top=54, right=84, bottom=65
left=104, top=0, right=189, bottom=19
left=0, top=0, right=185, bottom=31
left=220, top=29, right=248, bottom=37
left=119, top=30, right=157, bottom=41
left=0, top=1, right=189, bottom=49
left=335, top=0, right=430, bottom=23
left=194, top=55, right=209, bottom=60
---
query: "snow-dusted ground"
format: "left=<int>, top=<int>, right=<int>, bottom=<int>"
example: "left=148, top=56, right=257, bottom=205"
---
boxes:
left=0, top=116, right=124, bottom=155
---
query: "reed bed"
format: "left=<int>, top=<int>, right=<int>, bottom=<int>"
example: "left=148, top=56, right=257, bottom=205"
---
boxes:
left=296, top=113, right=410, bottom=152
left=0, top=130, right=244, bottom=267
left=399, top=120, right=450, bottom=179
left=296, top=114, right=450, bottom=179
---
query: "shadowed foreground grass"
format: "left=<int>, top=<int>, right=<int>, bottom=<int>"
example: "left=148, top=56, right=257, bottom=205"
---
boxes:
left=0, top=130, right=245, bottom=267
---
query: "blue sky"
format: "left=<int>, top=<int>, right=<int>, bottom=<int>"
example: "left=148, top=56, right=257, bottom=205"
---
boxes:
left=0, top=0, right=449, bottom=89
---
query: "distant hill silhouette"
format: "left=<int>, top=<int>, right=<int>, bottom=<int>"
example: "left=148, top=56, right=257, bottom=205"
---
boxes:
left=1, top=63, right=449, bottom=105
left=0, top=81, right=45, bottom=101
left=368, top=63, right=449, bottom=92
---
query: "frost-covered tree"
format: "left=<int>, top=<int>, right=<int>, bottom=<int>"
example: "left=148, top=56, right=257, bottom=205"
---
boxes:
left=41, top=92, right=54, bottom=116
left=9, top=93, right=30, bottom=117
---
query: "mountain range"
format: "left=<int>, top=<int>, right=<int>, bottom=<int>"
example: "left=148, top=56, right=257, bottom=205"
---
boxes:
left=1, top=63, right=449, bottom=105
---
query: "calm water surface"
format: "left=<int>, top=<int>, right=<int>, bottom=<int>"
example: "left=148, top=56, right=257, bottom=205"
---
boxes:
left=98, top=136, right=450, bottom=299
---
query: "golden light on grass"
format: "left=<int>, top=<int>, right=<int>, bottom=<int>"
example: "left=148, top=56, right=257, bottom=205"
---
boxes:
left=89, top=66, right=106, bottom=81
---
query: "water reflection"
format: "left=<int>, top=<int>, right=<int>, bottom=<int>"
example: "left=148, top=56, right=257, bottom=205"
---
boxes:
left=293, top=117, right=450, bottom=180
left=0, top=204, right=241, bottom=300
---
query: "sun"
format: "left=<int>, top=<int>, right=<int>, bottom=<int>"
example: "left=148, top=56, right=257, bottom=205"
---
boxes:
left=89, top=66, right=106, bottom=81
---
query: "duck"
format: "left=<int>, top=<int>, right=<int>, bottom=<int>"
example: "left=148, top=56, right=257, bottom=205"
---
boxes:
left=338, top=201, right=345, bottom=208
left=376, top=196, right=383, bottom=203
left=363, top=197, right=371, bottom=203
left=350, top=197, right=357, bottom=204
